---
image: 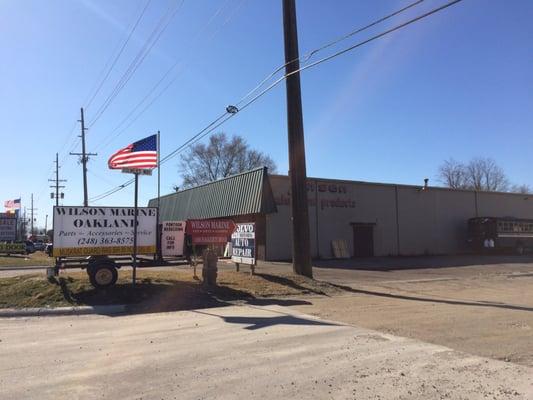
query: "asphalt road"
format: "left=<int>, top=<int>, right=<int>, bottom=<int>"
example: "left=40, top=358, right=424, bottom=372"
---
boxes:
left=1, top=305, right=532, bottom=400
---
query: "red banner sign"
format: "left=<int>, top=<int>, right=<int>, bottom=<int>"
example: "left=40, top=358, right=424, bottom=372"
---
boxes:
left=186, top=219, right=236, bottom=245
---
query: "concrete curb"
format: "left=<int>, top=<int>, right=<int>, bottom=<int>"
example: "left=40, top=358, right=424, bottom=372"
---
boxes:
left=0, top=304, right=127, bottom=318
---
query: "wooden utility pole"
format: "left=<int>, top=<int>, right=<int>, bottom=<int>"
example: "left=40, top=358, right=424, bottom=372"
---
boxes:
left=49, top=153, right=66, bottom=207
left=30, top=193, right=36, bottom=237
left=70, top=107, right=97, bottom=206
left=282, top=0, right=313, bottom=278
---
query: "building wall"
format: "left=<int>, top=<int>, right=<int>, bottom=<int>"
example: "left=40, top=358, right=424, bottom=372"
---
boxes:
left=266, top=175, right=533, bottom=260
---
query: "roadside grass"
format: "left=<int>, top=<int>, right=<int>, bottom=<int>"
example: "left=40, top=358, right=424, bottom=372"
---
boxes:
left=0, top=269, right=343, bottom=309
left=0, top=252, right=54, bottom=268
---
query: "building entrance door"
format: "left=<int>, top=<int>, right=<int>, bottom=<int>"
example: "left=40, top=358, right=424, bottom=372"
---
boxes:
left=353, top=224, right=374, bottom=257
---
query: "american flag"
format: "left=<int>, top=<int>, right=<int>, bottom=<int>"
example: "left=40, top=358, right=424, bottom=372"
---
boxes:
left=4, top=198, right=21, bottom=210
left=108, top=134, right=158, bottom=170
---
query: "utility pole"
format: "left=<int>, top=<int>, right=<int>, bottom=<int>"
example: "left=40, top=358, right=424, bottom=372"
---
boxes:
left=70, top=107, right=97, bottom=206
left=49, top=153, right=67, bottom=207
left=282, top=0, right=313, bottom=278
left=30, top=194, right=37, bottom=237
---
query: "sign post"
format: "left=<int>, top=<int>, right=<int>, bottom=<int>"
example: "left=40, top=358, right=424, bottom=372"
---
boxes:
left=107, top=134, right=159, bottom=286
left=132, top=172, right=139, bottom=287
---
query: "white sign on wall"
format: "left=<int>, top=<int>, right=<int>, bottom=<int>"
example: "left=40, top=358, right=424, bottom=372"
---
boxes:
left=231, top=223, right=256, bottom=265
left=0, top=217, right=16, bottom=241
left=161, top=221, right=185, bottom=257
left=52, top=206, right=157, bottom=257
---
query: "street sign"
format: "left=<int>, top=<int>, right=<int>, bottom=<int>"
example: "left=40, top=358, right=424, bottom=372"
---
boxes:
left=185, top=219, right=236, bottom=245
left=122, top=168, right=152, bottom=175
left=231, top=223, right=255, bottom=265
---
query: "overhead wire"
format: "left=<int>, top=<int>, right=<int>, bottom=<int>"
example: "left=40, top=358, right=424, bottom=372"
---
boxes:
left=88, top=0, right=464, bottom=202
left=235, top=0, right=424, bottom=108
left=88, top=0, right=185, bottom=128
left=84, top=0, right=153, bottom=110
left=92, top=0, right=236, bottom=154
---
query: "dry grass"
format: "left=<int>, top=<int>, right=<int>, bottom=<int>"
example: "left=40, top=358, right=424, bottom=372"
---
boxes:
left=0, top=269, right=343, bottom=309
left=0, top=252, right=54, bottom=268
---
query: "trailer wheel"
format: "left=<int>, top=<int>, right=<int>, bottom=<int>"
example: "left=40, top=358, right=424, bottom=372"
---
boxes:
left=88, top=264, right=118, bottom=288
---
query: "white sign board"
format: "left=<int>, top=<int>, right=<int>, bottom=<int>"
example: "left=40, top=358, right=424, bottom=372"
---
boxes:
left=161, top=221, right=185, bottom=257
left=53, top=206, right=157, bottom=257
left=0, top=217, right=16, bottom=241
left=231, top=223, right=255, bottom=265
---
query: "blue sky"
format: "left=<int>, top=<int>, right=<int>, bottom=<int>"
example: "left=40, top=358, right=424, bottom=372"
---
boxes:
left=0, top=0, right=531, bottom=229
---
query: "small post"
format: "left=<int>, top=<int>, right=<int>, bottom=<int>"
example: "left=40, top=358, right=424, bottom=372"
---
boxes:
left=132, top=173, right=139, bottom=287
left=235, top=263, right=240, bottom=272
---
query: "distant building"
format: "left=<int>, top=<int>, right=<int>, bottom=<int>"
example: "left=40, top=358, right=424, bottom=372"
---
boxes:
left=149, top=167, right=533, bottom=260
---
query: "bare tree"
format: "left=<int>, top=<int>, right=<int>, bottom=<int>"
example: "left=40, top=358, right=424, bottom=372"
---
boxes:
left=438, top=157, right=509, bottom=192
left=510, top=184, right=531, bottom=194
left=465, top=157, right=508, bottom=191
left=438, top=159, right=468, bottom=189
left=178, top=133, right=277, bottom=188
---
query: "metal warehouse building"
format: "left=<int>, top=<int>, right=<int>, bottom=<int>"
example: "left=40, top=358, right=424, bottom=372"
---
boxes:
left=149, top=167, right=533, bottom=260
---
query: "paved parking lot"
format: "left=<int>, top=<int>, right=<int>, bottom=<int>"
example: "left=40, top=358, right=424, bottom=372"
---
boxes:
left=1, top=304, right=532, bottom=400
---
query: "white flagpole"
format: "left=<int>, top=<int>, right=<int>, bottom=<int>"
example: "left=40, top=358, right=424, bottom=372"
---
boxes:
left=157, top=131, right=161, bottom=211
left=157, top=131, right=161, bottom=260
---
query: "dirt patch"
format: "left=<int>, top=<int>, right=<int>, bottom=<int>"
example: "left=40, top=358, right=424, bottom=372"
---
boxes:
left=0, top=269, right=342, bottom=310
left=288, top=261, right=533, bottom=368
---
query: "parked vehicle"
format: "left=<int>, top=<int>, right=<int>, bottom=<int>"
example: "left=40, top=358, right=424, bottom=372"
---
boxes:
left=467, top=217, right=533, bottom=254
left=33, top=240, right=46, bottom=251
left=24, top=240, right=35, bottom=254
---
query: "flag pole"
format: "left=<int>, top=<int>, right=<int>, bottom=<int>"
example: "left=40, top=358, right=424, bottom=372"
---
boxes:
left=132, top=172, right=139, bottom=287
left=157, top=131, right=162, bottom=261
left=157, top=131, right=161, bottom=209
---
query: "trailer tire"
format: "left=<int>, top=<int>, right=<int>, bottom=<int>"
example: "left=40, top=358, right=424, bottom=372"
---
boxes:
left=88, top=263, right=118, bottom=288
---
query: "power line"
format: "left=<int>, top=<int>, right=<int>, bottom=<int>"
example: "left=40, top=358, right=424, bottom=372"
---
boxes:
left=236, top=0, right=425, bottom=107
left=85, top=0, right=152, bottom=110
left=92, top=0, right=237, bottom=154
left=88, top=0, right=185, bottom=128
left=88, top=0, right=464, bottom=202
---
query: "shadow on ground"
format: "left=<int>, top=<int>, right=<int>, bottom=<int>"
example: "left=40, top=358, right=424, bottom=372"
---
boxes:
left=328, top=282, right=533, bottom=313
left=49, top=276, right=313, bottom=316
left=314, top=255, right=533, bottom=271
left=193, top=309, right=339, bottom=330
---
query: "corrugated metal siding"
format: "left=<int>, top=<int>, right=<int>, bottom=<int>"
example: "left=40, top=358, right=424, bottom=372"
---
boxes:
left=148, top=167, right=277, bottom=220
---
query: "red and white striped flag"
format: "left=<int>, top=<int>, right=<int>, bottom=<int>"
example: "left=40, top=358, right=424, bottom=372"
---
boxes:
left=108, top=134, right=158, bottom=170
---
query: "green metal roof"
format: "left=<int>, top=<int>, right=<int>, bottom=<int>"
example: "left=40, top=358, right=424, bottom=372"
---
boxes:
left=148, top=167, right=277, bottom=220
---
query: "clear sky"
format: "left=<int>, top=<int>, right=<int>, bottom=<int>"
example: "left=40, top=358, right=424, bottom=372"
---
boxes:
left=0, top=0, right=532, bottom=230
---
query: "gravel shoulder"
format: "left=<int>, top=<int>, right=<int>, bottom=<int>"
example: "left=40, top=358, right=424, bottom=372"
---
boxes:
left=0, top=305, right=531, bottom=400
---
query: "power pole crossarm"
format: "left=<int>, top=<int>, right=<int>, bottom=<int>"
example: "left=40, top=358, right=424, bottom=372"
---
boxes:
left=49, top=152, right=67, bottom=207
left=70, top=107, right=97, bottom=206
left=282, top=0, right=313, bottom=278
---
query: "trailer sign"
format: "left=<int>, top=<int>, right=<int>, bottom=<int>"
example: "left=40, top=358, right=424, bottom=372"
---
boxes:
left=231, top=223, right=255, bottom=265
left=53, top=206, right=157, bottom=257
